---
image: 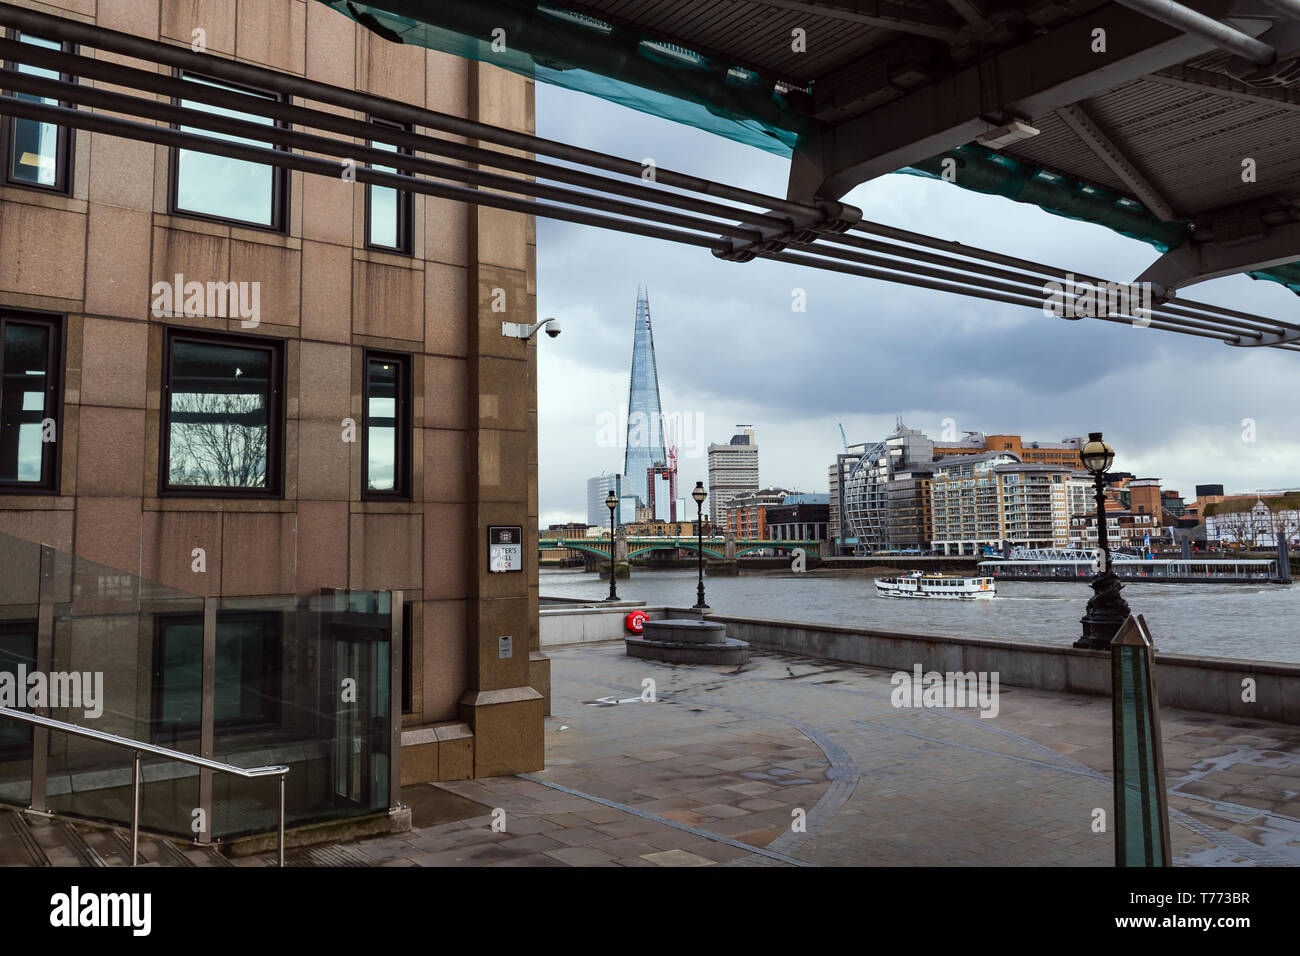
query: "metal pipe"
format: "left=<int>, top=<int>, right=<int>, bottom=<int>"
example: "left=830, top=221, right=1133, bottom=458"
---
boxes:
left=0, top=2, right=828, bottom=220
left=1112, top=0, right=1275, bottom=65
left=2, top=19, right=1283, bottom=340
left=0, top=70, right=766, bottom=244
left=1262, top=0, right=1300, bottom=22
left=0, top=96, right=728, bottom=251
left=0, top=74, right=1289, bottom=349
left=131, top=751, right=141, bottom=867
left=278, top=775, right=286, bottom=869
left=0, top=705, right=289, bottom=779
left=847, top=221, right=1300, bottom=334
left=2, top=93, right=1273, bottom=345
left=0, top=37, right=797, bottom=235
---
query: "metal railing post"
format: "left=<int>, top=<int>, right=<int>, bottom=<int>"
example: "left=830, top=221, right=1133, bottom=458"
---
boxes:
left=277, top=773, right=286, bottom=868
left=131, top=751, right=141, bottom=866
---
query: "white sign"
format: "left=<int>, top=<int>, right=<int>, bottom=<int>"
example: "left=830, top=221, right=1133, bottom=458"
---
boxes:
left=488, top=526, right=523, bottom=572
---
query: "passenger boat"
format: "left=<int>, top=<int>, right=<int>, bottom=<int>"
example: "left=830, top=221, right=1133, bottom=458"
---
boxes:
left=874, top=570, right=997, bottom=599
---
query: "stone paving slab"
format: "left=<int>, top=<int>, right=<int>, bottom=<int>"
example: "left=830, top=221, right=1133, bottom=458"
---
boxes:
left=244, top=641, right=1300, bottom=867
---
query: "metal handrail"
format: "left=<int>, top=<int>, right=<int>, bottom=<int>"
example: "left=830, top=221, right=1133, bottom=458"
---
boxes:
left=0, top=706, right=289, bottom=867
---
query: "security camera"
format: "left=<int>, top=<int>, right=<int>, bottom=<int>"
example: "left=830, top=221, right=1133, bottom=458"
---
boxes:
left=501, top=316, right=562, bottom=340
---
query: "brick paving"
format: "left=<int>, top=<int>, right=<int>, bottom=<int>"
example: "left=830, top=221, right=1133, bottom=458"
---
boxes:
left=250, top=641, right=1300, bottom=867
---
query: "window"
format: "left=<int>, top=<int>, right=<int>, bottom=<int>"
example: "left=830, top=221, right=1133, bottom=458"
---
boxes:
left=151, top=612, right=283, bottom=745
left=170, top=72, right=286, bottom=229
left=0, top=310, right=62, bottom=492
left=1, top=31, right=74, bottom=193
left=160, top=328, right=284, bottom=496
left=365, top=118, right=413, bottom=253
left=362, top=350, right=411, bottom=499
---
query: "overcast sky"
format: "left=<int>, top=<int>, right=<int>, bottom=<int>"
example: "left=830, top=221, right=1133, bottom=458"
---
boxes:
left=534, top=84, right=1300, bottom=527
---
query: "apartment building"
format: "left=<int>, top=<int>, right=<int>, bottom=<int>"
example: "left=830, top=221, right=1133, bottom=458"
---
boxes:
left=930, top=453, right=1077, bottom=555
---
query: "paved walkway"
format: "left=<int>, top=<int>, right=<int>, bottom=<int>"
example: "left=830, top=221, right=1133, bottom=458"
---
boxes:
left=255, top=642, right=1300, bottom=866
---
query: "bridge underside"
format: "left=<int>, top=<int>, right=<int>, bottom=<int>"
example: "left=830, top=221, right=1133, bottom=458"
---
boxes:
left=3, top=2, right=1299, bottom=357
left=327, top=0, right=1300, bottom=308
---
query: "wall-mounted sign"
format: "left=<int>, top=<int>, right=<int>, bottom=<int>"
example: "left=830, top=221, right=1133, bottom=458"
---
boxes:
left=498, top=635, right=513, bottom=659
left=488, top=525, right=523, bottom=572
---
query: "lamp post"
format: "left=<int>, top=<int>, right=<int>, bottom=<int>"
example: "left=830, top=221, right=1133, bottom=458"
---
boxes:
left=604, top=489, right=619, bottom=602
left=692, top=482, right=710, bottom=611
left=1075, top=432, right=1131, bottom=649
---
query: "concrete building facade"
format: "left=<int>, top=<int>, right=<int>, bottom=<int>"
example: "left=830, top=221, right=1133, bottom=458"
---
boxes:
left=0, top=0, right=544, bottom=795
left=706, top=427, right=757, bottom=525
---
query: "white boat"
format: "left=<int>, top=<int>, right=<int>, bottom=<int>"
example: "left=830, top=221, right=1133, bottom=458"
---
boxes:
left=874, top=570, right=997, bottom=600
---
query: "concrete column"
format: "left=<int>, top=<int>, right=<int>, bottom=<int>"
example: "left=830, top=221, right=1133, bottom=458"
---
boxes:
left=456, top=61, right=544, bottom=776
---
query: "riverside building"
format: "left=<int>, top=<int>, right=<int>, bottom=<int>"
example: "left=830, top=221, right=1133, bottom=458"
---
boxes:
left=0, top=0, right=544, bottom=842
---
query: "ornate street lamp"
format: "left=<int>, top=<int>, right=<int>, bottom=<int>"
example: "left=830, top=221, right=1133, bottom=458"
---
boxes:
left=604, top=489, right=619, bottom=602
left=1075, top=432, right=1131, bottom=649
left=692, top=481, right=710, bottom=611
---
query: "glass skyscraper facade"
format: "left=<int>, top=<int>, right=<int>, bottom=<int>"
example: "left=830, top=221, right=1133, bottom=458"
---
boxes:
left=623, top=287, right=667, bottom=517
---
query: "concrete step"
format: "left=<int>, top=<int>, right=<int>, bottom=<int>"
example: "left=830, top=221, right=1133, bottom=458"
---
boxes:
left=0, top=808, right=381, bottom=866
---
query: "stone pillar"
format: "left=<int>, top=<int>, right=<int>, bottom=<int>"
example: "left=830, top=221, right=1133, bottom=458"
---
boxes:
left=457, top=61, right=545, bottom=774
left=724, top=531, right=737, bottom=560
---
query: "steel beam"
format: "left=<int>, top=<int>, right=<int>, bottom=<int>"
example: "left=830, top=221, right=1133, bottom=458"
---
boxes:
left=1054, top=103, right=1179, bottom=222
left=1114, top=0, right=1276, bottom=64
left=787, top=3, right=1234, bottom=200
left=1136, top=219, right=1300, bottom=291
left=742, top=0, right=963, bottom=38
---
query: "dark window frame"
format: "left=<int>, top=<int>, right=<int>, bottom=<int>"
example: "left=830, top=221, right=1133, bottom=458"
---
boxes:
left=364, top=116, right=413, bottom=255
left=0, top=308, right=64, bottom=494
left=159, top=326, right=286, bottom=499
left=0, top=29, right=75, bottom=195
left=149, top=610, right=284, bottom=747
left=360, top=348, right=412, bottom=501
left=166, top=69, right=289, bottom=232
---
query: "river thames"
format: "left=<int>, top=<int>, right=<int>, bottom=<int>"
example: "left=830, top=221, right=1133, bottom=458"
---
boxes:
left=540, top=568, right=1300, bottom=664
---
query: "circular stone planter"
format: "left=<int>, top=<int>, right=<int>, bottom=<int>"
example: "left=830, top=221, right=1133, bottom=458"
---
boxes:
left=625, top=619, right=750, bottom=665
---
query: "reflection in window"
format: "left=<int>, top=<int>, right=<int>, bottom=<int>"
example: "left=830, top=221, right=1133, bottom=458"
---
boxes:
left=152, top=613, right=282, bottom=744
left=0, top=312, right=59, bottom=489
left=366, top=120, right=412, bottom=253
left=0, top=622, right=36, bottom=754
left=363, top=352, right=410, bottom=498
left=2, top=32, right=72, bottom=192
left=172, top=73, right=284, bottom=228
left=163, top=332, right=281, bottom=493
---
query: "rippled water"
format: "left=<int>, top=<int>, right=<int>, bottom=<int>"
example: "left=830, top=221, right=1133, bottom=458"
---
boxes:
left=540, top=568, right=1300, bottom=664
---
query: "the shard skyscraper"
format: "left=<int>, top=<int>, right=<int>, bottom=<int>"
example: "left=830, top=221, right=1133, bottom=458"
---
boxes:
left=623, top=286, right=667, bottom=516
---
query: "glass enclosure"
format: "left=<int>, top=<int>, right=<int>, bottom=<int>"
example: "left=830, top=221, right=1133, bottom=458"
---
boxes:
left=0, top=532, right=397, bottom=841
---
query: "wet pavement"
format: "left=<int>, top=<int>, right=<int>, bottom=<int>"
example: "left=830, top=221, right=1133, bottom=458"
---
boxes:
left=253, top=641, right=1300, bottom=866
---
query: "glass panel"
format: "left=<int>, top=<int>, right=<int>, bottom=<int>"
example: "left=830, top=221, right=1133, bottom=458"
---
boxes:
left=211, top=592, right=393, bottom=840
left=0, top=621, right=36, bottom=806
left=43, top=544, right=205, bottom=839
left=0, top=533, right=395, bottom=843
left=167, top=339, right=271, bottom=489
left=175, top=75, right=277, bottom=226
left=0, top=321, right=50, bottom=483
left=366, top=357, right=398, bottom=492
left=8, top=35, right=62, bottom=187
left=368, top=139, right=400, bottom=248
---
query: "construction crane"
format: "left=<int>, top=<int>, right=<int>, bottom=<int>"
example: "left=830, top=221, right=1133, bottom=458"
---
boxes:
left=839, top=422, right=848, bottom=451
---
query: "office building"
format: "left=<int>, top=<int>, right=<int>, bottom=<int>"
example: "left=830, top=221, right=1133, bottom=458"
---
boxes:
left=0, top=0, right=544, bottom=842
left=622, top=287, right=667, bottom=516
left=707, top=427, right=758, bottom=525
